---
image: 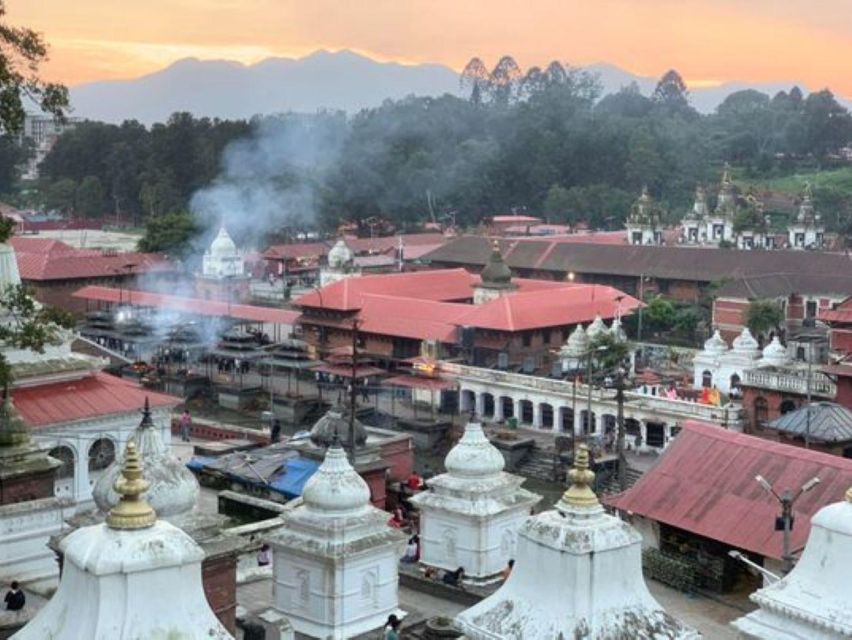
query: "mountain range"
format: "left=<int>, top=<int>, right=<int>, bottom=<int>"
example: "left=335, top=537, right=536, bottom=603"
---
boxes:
left=67, top=49, right=849, bottom=125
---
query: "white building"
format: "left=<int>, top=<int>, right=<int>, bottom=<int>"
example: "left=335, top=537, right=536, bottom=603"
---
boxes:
left=268, top=444, right=405, bottom=640
left=692, top=328, right=762, bottom=394
left=409, top=421, right=540, bottom=582
left=455, top=446, right=699, bottom=639
left=17, top=114, right=79, bottom=180
left=197, top=225, right=250, bottom=301
left=732, top=487, right=852, bottom=639
left=319, top=238, right=361, bottom=288
left=681, top=186, right=709, bottom=245
left=626, top=187, right=664, bottom=246
left=704, top=166, right=737, bottom=246
left=787, top=183, right=825, bottom=250
left=11, top=442, right=233, bottom=640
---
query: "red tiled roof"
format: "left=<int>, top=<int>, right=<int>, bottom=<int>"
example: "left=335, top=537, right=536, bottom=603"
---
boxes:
left=457, top=285, right=641, bottom=332
left=491, top=215, right=542, bottom=223
left=606, top=421, right=852, bottom=560
left=820, top=309, right=852, bottom=323
left=11, top=237, right=173, bottom=281
left=73, top=286, right=301, bottom=325
left=263, top=233, right=447, bottom=261
left=13, top=372, right=178, bottom=428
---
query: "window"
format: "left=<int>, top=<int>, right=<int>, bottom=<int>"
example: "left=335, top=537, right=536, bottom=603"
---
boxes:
left=542, top=329, right=551, bottom=345
left=754, top=397, right=768, bottom=426
left=522, top=333, right=532, bottom=347
left=632, top=232, right=642, bottom=245
left=701, top=370, right=713, bottom=388
left=806, top=300, right=817, bottom=319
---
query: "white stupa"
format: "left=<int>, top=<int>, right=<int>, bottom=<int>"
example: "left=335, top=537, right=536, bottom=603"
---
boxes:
left=455, top=446, right=700, bottom=639
left=93, top=397, right=198, bottom=519
left=760, top=336, right=790, bottom=368
left=586, top=314, right=608, bottom=341
left=12, top=442, right=232, bottom=640
left=560, top=324, right=589, bottom=372
left=202, top=225, right=245, bottom=279
left=268, top=443, right=406, bottom=640
left=319, top=238, right=360, bottom=287
left=410, top=421, right=541, bottom=582
left=732, top=487, right=852, bottom=639
left=692, top=329, right=761, bottom=394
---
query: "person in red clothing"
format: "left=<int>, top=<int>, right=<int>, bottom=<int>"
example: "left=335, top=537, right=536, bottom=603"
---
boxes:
left=406, top=472, right=424, bottom=490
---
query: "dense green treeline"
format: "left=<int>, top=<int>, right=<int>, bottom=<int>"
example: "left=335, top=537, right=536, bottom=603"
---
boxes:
left=10, top=62, right=852, bottom=242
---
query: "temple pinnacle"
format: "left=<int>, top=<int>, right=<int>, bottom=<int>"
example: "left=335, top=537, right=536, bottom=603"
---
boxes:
left=106, top=441, right=157, bottom=530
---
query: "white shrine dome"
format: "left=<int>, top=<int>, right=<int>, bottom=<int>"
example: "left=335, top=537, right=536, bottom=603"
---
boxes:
left=703, top=330, right=729, bottom=355
left=93, top=400, right=199, bottom=518
left=302, top=445, right=371, bottom=515
left=733, top=327, right=760, bottom=354
left=561, top=324, right=589, bottom=357
left=208, top=225, right=238, bottom=257
left=760, top=336, right=789, bottom=367
left=586, top=314, right=607, bottom=341
left=444, top=421, right=505, bottom=478
left=327, top=238, right=354, bottom=269
left=610, top=317, right=627, bottom=342
left=733, top=488, right=852, bottom=639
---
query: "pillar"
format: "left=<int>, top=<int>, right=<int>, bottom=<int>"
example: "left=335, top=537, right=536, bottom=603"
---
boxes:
left=532, top=403, right=543, bottom=429
left=514, top=399, right=523, bottom=424
left=640, top=422, right=648, bottom=450
left=495, top=397, right=505, bottom=422
left=475, top=393, right=486, bottom=419
left=574, top=410, right=583, bottom=436
left=555, top=408, right=564, bottom=433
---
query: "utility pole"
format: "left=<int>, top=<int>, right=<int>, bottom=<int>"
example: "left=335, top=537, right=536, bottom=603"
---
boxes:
left=616, top=368, right=627, bottom=491
left=348, top=318, right=360, bottom=459
left=805, top=342, right=813, bottom=449
left=571, top=374, right=577, bottom=458
left=755, top=474, right=820, bottom=575
left=636, top=273, right=645, bottom=343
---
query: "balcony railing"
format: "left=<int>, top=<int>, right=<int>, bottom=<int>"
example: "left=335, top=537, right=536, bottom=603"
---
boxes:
left=742, top=369, right=836, bottom=398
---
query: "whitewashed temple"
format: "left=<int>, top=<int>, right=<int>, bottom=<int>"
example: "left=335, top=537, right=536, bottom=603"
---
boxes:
left=197, top=224, right=250, bottom=301
left=267, top=443, right=406, bottom=639
left=732, top=486, right=852, bottom=639
left=693, top=330, right=785, bottom=394
left=455, top=445, right=700, bottom=639
left=319, top=238, right=361, bottom=288
left=410, top=421, right=540, bottom=582
left=11, top=442, right=233, bottom=639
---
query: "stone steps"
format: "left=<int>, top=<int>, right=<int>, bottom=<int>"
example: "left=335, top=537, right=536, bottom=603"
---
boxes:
left=514, top=446, right=558, bottom=481
left=599, top=465, right=644, bottom=496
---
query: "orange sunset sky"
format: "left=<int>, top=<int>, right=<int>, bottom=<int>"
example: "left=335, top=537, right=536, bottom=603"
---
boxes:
left=8, top=0, right=852, bottom=98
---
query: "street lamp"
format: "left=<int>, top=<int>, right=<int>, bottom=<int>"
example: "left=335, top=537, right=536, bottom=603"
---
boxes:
left=755, top=474, right=821, bottom=574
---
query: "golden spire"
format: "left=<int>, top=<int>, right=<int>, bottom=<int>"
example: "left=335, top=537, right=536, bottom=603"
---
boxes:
left=491, top=239, right=500, bottom=251
left=561, top=445, right=599, bottom=508
left=106, top=441, right=156, bottom=530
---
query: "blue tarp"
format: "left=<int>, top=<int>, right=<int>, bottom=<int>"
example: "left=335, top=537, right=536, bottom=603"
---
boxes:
left=186, top=456, right=216, bottom=472
left=269, top=458, right=320, bottom=499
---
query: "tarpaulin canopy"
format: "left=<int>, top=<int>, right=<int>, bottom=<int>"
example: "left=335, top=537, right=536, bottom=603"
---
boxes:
left=268, top=458, right=320, bottom=499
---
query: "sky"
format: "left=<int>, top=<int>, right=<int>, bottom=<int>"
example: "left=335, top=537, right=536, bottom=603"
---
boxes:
left=8, top=0, right=852, bottom=98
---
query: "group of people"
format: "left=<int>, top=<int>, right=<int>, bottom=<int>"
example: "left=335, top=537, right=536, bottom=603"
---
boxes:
left=699, top=385, right=723, bottom=406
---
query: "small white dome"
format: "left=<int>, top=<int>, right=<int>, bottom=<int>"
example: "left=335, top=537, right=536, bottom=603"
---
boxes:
left=610, top=317, right=627, bottom=342
left=733, top=327, right=760, bottom=354
left=208, top=225, right=237, bottom=257
left=302, top=445, right=370, bottom=515
left=703, top=330, right=728, bottom=355
left=93, top=403, right=199, bottom=518
left=561, top=324, right=589, bottom=357
left=586, top=315, right=607, bottom=341
left=327, top=238, right=354, bottom=269
left=444, top=422, right=505, bottom=478
left=760, top=336, right=788, bottom=367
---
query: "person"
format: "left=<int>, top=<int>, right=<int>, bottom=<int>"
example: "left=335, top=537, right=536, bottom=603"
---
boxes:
left=270, top=419, right=282, bottom=444
left=709, top=385, right=722, bottom=407
left=256, top=543, right=271, bottom=567
left=4, top=581, right=24, bottom=611
left=179, top=410, right=192, bottom=442
left=442, top=566, right=465, bottom=588
left=400, top=535, right=420, bottom=564
left=699, top=386, right=711, bottom=405
left=406, top=472, right=424, bottom=491
left=382, top=614, right=401, bottom=640
left=501, top=559, right=515, bottom=581
left=423, top=566, right=438, bottom=580
left=387, top=506, right=407, bottom=529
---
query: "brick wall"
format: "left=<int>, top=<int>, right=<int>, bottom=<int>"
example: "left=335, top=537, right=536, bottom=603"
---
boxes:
left=0, top=469, right=55, bottom=505
left=201, top=554, right=237, bottom=634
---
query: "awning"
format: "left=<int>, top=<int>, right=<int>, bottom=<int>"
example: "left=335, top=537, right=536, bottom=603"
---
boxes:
left=268, top=458, right=320, bottom=499
left=383, top=375, right=456, bottom=391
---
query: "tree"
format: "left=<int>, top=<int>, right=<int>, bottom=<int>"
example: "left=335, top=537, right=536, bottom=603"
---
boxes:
left=0, top=1, right=67, bottom=133
left=745, top=300, right=784, bottom=339
left=589, top=331, right=631, bottom=375
left=0, top=135, right=24, bottom=192
left=488, top=56, right=522, bottom=105
left=460, top=57, right=491, bottom=105
left=137, top=210, right=199, bottom=259
left=644, top=296, right=677, bottom=333
left=42, top=178, right=77, bottom=213
left=652, top=70, right=695, bottom=117
left=75, top=175, right=106, bottom=218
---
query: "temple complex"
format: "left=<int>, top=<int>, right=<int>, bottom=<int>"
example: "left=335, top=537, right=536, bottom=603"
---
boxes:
left=11, top=442, right=233, bottom=639
left=692, top=328, right=762, bottom=394
left=455, top=446, right=699, bottom=639
left=732, top=487, right=852, bottom=639
left=410, top=421, right=540, bottom=582
left=197, top=224, right=250, bottom=302
left=267, top=443, right=406, bottom=639
left=787, top=183, right=826, bottom=250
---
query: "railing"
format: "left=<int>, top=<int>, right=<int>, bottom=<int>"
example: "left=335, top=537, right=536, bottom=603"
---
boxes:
left=440, top=362, right=741, bottom=424
left=743, top=369, right=836, bottom=398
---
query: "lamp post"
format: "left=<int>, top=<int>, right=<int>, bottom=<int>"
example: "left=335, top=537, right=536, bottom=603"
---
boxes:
left=755, top=474, right=820, bottom=574
left=615, top=366, right=627, bottom=491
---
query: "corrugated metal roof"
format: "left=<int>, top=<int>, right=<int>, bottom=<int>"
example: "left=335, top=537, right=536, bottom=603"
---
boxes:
left=606, top=421, right=852, bottom=559
left=73, top=285, right=301, bottom=325
left=765, top=402, right=852, bottom=442
left=13, top=372, right=178, bottom=428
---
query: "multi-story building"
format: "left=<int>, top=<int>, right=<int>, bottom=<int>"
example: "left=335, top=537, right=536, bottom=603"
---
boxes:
left=17, top=113, right=80, bottom=180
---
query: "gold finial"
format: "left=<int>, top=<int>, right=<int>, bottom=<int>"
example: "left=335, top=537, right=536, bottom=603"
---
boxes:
left=846, top=487, right=852, bottom=503
left=561, top=445, right=599, bottom=508
left=491, top=239, right=500, bottom=252
left=106, top=441, right=156, bottom=530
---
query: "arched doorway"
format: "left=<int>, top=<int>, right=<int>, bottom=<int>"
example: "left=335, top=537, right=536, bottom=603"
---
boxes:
left=460, top=390, right=475, bottom=414
left=482, top=393, right=495, bottom=418
left=753, top=397, right=768, bottom=428
left=88, top=438, right=116, bottom=484
left=49, top=445, right=75, bottom=498
left=519, top=400, right=533, bottom=425
left=780, top=399, right=797, bottom=415
left=729, top=373, right=741, bottom=391
left=702, top=370, right=713, bottom=388
left=540, top=403, right=554, bottom=429
left=500, top=396, right=514, bottom=419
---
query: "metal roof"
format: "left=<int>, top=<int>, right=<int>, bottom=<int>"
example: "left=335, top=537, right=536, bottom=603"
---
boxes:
left=606, top=421, right=852, bottom=560
left=765, top=402, right=852, bottom=443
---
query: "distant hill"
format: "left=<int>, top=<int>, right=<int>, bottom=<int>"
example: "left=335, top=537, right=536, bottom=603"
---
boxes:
left=67, top=50, right=851, bottom=125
